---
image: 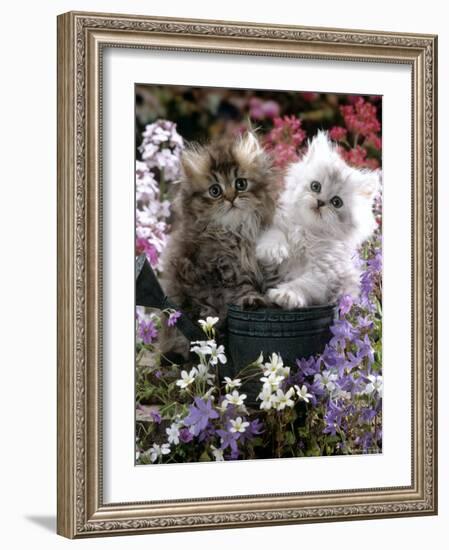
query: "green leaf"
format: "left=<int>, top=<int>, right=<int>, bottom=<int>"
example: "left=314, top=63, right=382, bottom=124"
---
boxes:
left=284, top=431, right=296, bottom=445
left=199, top=450, right=211, bottom=462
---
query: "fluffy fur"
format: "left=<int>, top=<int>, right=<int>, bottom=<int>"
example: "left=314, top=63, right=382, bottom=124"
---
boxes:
left=162, top=131, right=279, bottom=335
left=256, top=131, right=380, bottom=308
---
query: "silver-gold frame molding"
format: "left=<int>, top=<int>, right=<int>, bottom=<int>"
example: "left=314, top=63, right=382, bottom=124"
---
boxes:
left=57, top=11, right=438, bottom=538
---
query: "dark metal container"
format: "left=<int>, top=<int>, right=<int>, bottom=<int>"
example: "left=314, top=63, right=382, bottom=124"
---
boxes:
left=226, top=304, right=337, bottom=401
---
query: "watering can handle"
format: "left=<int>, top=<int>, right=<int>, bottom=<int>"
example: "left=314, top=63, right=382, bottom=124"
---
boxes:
left=135, top=254, right=205, bottom=343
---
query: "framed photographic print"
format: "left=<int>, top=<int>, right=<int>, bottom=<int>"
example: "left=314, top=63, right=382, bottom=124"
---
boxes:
left=57, top=11, right=438, bottom=538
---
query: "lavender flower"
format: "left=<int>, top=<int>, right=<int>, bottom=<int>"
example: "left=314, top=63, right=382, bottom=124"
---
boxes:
left=138, top=319, right=158, bottom=345
left=179, top=428, right=194, bottom=443
left=216, top=428, right=240, bottom=457
left=339, top=294, right=354, bottom=315
left=296, top=356, right=320, bottom=377
left=150, top=410, right=161, bottom=424
left=354, top=334, right=375, bottom=365
left=167, top=310, right=182, bottom=327
left=183, top=398, right=219, bottom=437
left=330, top=319, right=359, bottom=348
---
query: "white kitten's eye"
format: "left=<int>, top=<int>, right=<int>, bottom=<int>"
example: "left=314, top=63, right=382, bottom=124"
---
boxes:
left=310, top=180, right=321, bottom=193
left=209, top=183, right=222, bottom=198
left=330, top=196, right=343, bottom=208
left=235, top=177, right=248, bottom=192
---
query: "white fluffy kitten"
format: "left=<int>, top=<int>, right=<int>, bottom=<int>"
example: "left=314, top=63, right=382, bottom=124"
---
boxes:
left=257, top=131, right=380, bottom=309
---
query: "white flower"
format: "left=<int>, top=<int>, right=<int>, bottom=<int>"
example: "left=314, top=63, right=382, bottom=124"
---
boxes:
left=148, top=443, right=170, bottom=463
left=314, top=370, right=338, bottom=392
left=262, top=352, right=290, bottom=378
left=223, top=390, right=247, bottom=408
left=263, top=364, right=290, bottom=379
left=190, top=339, right=215, bottom=356
left=210, top=445, right=224, bottom=461
left=295, top=384, right=313, bottom=403
left=278, top=365, right=291, bottom=378
left=273, top=387, right=296, bottom=410
left=224, top=377, right=242, bottom=391
left=136, top=162, right=158, bottom=201
left=139, top=120, right=184, bottom=182
left=175, top=368, right=197, bottom=389
left=263, top=363, right=282, bottom=376
left=198, top=317, right=219, bottom=334
left=210, top=342, right=227, bottom=365
left=332, top=387, right=351, bottom=401
left=364, top=374, right=383, bottom=397
left=195, top=363, right=215, bottom=386
left=260, top=372, right=284, bottom=392
left=208, top=342, right=227, bottom=365
left=264, top=352, right=283, bottom=371
left=257, top=386, right=275, bottom=410
left=253, top=352, right=264, bottom=367
left=202, top=387, right=216, bottom=401
left=166, top=423, right=180, bottom=445
left=230, top=417, right=250, bottom=433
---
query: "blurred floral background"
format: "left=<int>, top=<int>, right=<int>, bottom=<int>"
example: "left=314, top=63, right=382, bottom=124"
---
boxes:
left=135, top=85, right=382, bottom=464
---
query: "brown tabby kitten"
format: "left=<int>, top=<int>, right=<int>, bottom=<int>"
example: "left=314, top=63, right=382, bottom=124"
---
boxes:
left=161, top=131, right=279, bottom=337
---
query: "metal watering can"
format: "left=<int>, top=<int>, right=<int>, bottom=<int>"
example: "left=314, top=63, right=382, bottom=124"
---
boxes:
left=136, top=254, right=336, bottom=392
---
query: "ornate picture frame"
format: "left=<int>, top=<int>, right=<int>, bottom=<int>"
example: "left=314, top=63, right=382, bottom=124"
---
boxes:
left=57, top=11, right=437, bottom=538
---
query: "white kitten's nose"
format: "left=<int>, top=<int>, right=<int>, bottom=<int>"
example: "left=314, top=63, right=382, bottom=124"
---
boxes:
left=317, top=199, right=325, bottom=208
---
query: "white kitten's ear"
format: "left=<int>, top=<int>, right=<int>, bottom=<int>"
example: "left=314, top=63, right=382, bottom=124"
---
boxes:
left=234, top=130, right=263, bottom=166
left=181, top=144, right=209, bottom=182
left=303, top=131, right=334, bottom=162
left=357, top=169, right=381, bottom=200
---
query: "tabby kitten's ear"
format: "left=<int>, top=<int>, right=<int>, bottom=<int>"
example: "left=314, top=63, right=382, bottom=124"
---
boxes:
left=233, top=130, right=267, bottom=170
left=181, top=143, right=210, bottom=182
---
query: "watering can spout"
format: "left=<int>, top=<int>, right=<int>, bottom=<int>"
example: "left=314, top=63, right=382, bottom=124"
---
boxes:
left=135, top=254, right=205, bottom=342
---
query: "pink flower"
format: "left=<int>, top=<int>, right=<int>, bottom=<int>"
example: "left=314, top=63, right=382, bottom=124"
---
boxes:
left=136, top=120, right=182, bottom=271
left=262, top=100, right=280, bottom=119
left=249, top=97, right=265, bottom=120
left=249, top=98, right=280, bottom=120
left=136, top=237, right=158, bottom=266
left=300, top=91, right=319, bottom=102
left=329, top=126, right=348, bottom=141
left=345, top=95, right=361, bottom=105
left=264, top=116, right=306, bottom=168
left=340, top=98, right=381, bottom=138
left=338, top=145, right=379, bottom=169
left=365, top=133, right=382, bottom=150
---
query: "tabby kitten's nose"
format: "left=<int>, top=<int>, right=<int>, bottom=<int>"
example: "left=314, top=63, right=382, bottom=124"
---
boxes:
left=317, top=199, right=325, bottom=208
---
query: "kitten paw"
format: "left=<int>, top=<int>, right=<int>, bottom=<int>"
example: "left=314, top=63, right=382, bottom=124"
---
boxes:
left=238, top=294, right=267, bottom=309
left=267, top=287, right=306, bottom=309
left=256, top=242, right=289, bottom=265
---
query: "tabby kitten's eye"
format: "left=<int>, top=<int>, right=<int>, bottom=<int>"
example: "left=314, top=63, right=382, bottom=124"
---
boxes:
left=310, top=180, right=321, bottom=193
left=330, top=196, right=343, bottom=208
left=235, top=177, right=248, bottom=192
left=208, top=183, right=222, bottom=198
